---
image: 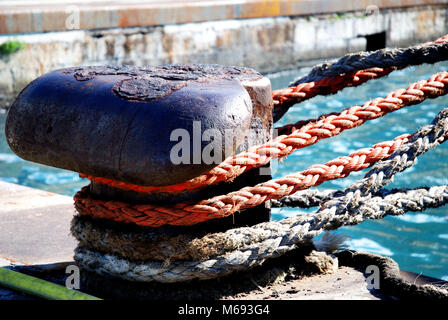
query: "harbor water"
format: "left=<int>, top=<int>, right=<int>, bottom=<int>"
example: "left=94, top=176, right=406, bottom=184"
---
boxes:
left=1, top=61, right=447, bottom=280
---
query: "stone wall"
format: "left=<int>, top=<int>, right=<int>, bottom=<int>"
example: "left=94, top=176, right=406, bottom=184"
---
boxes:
left=1, top=5, right=447, bottom=108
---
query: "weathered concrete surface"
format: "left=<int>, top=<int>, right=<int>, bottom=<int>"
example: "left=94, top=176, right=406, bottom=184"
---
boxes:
left=1, top=5, right=447, bottom=108
left=1, top=0, right=447, bottom=34
left=225, top=266, right=383, bottom=300
left=0, top=181, right=76, bottom=266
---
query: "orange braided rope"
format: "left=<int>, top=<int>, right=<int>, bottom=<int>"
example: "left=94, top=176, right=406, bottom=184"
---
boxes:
left=81, top=71, right=448, bottom=194
left=75, top=133, right=411, bottom=227
left=272, top=67, right=396, bottom=107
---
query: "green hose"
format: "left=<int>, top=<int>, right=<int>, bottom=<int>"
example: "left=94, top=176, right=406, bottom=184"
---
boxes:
left=0, top=267, right=101, bottom=300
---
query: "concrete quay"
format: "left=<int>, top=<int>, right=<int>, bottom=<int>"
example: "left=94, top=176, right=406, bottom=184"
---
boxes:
left=1, top=1, right=447, bottom=107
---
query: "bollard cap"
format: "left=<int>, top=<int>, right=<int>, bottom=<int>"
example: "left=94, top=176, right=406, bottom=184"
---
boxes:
left=6, top=64, right=264, bottom=186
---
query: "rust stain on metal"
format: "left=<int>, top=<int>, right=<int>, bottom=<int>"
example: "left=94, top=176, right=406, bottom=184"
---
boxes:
left=63, top=64, right=263, bottom=102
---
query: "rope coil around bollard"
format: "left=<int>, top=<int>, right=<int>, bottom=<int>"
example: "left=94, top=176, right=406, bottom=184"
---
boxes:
left=71, top=34, right=448, bottom=288
left=74, top=108, right=448, bottom=282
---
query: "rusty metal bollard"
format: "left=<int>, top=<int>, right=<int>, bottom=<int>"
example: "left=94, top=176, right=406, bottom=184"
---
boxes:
left=5, top=64, right=274, bottom=294
left=7, top=65, right=262, bottom=186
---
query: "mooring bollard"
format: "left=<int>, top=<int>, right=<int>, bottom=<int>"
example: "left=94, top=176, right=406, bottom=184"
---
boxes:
left=6, top=65, right=261, bottom=186
left=5, top=64, right=274, bottom=294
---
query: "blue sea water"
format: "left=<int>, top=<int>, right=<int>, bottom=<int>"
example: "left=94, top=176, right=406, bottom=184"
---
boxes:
left=0, top=61, right=447, bottom=280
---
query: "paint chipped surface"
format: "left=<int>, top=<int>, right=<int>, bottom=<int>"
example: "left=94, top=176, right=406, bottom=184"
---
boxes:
left=63, top=64, right=263, bottom=102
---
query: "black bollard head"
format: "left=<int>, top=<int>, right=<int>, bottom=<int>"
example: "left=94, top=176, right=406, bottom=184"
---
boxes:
left=5, top=64, right=265, bottom=186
